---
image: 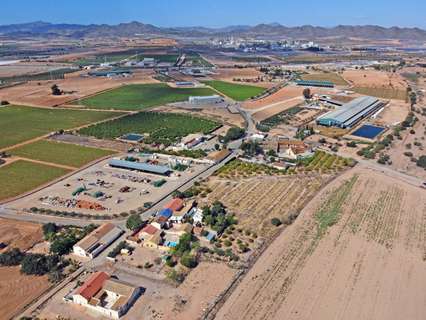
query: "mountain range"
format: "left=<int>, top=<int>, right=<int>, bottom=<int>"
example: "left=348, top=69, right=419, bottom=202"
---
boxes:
left=1, top=21, right=426, bottom=41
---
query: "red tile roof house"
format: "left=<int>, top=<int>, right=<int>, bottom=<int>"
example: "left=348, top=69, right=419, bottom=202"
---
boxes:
left=72, top=271, right=143, bottom=319
left=164, top=198, right=184, bottom=212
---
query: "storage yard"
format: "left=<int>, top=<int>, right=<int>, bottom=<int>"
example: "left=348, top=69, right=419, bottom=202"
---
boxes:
left=9, top=153, right=212, bottom=216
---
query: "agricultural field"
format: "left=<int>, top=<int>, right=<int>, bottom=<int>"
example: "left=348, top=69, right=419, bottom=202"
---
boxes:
left=204, top=80, right=266, bottom=101
left=0, top=105, right=122, bottom=150
left=0, top=160, right=70, bottom=201
left=216, top=169, right=426, bottom=320
left=78, top=111, right=220, bottom=145
left=77, top=83, right=217, bottom=110
left=256, top=106, right=303, bottom=131
left=9, top=140, right=116, bottom=168
left=231, top=56, right=271, bottom=63
left=206, top=175, right=326, bottom=236
left=217, top=152, right=354, bottom=178
left=353, top=86, right=407, bottom=100
left=300, top=72, right=348, bottom=86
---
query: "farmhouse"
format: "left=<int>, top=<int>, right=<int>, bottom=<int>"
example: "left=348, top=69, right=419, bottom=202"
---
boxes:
left=108, top=159, right=172, bottom=176
left=72, top=271, right=142, bottom=319
left=316, top=96, right=385, bottom=128
left=277, top=140, right=309, bottom=160
left=188, top=95, right=224, bottom=105
left=73, top=223, right=123, bottom=259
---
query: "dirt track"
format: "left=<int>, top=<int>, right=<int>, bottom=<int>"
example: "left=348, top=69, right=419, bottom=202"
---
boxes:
left=215, top=167, right=426, bottom=320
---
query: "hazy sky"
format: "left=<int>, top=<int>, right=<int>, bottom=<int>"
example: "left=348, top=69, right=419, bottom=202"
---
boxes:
left=1, top=0, right=425, bottom=28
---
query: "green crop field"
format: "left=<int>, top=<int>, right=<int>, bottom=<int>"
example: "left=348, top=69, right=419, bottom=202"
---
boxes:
left=79, top=112, right=220, bottom=146
left=300, top=72, right=348, bottom=86
left=353, top=87, right=407, bottom=100
left=204, top=80, right=265, bottom=101
left=78, top=83, right=217, bottom=111
left=9, top=140, right=116, bottom=168
left=0, top=105, right=123, bottom=150
left=0, top=160, right=70, bottom=201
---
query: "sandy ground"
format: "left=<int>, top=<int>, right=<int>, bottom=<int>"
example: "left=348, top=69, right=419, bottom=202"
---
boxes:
left=216, top=167, right=426, bottom=320
left=39, top=262, right=236, bottom=320
left=387, top=113, right=426, bottom=180
left=0, top=219, right=48, bottom=320
left=0, top=266, right=50, bottom=320
left=343, top=69, right=406, bottom=89
left=374, top=100, right=410, bottom=126
left=0, top=218, right=43, bottom=252
left=252, top=97, right=304, bottom=122
left=0, top=69, right=157, bottom=107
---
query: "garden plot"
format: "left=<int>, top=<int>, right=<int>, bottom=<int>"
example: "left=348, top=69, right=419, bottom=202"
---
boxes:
left=216, top=168, right=426, bottom=320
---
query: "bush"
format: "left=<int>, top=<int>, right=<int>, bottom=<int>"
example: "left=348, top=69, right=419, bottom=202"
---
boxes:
left=271, top=218, right=282, bottom=226
left=21, top=254, right=59, bottom=276
left=404, top=151, right=413, bottom=157
left=416, top=155, right=426, bottom=169
left=346, top=141, right=357, bottom=148
left=0, top=100, right=10, bottom=106
left=223, top=240, right=232, bottom=247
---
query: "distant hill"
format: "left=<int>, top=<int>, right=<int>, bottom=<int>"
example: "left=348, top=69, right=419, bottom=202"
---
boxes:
left=1, top=21, right=426, bottom=41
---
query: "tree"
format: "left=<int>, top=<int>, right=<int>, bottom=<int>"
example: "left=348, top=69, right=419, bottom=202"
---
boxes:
left=180, top=253, right=198, bottom=268
left=126, top=214, right=143, bottom=231
left=303, top=88, right=312, bottom=99
left=416, top=155, right=426, bottom=169
left=214, top=143, right=220, bottom=150
left=171, top=233, right=192, bottom=257
left=50, top=236, right=76, bottom=255
left=51, top=84, right=62, bottom=96
left=0, top=248, right=25, bottom=266
left=223, top=127, right=245, bottom=143
left=21, top=254, right=50, bottom=275
left=240, top=141, right=263, bottom=157
left=271, top=218, right=282, bottom=226
left=42, top=223, right=57, bottom=240
left=409, top=91, right=417, bottom=110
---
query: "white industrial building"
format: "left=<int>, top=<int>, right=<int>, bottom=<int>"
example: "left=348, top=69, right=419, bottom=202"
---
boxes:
left=73, top=223, right=123, bottom=259
left=188, top=95, right=224, bottom=105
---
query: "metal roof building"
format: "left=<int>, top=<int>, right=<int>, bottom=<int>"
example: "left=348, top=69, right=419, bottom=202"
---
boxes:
left=108, top=159, right=171, bottom=175
left=296, top=80, right=334, bottom=88
left=316, top=96, right=384, bottom=129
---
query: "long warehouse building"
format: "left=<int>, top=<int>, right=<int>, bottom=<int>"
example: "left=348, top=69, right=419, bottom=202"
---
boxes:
left=316, top=96, right=385, bottom=129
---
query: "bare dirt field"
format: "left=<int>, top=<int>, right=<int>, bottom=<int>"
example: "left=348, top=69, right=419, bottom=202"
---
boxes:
left=0, top=218, right=43, bottom=252
left=0, top=266, right=50, bottom=320
left=387, top=113, right=426, bottom=180
left=215, top=168, right=426, bottom=320
left=343, top=69, right=406, bottom=89
left=0, top=70, right=157, bottom=107
left=374, top=100, right=410, bottom=126
left=242, top=85, right=304, bottom=110
left=0, top=62, right=71, bottom=78
left=211, top=68, right=273, bottom=88
left=252, top=97, right=304, bottom=122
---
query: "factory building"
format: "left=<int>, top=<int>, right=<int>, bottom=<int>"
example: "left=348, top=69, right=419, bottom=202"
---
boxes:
left=316, top=96, right=384, bottom=129
left=188, top=95, right=224, bottom=105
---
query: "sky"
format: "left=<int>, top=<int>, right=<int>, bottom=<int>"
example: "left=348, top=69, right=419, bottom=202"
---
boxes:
left=1, top=0, right=425, bottom=29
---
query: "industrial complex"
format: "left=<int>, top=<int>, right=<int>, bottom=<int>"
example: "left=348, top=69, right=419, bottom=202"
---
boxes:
left=316, top=96, right=385, bottom=128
